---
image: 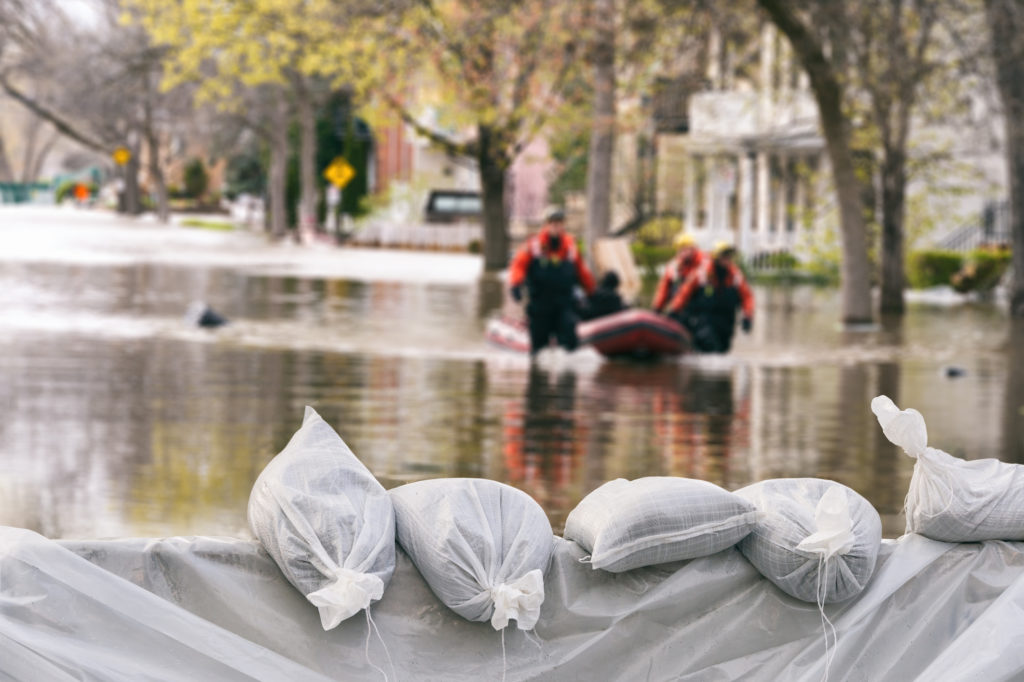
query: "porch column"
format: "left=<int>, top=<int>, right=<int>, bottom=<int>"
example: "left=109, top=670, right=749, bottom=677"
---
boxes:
left=756, top=151, right=770, bottom=236
left=739, top=151, right=755, bottom=255
left=686, top=153, right=698, bottom=233
left=773, top=152, right=787, bottom=245
left=794, top=156, right=807, bottom=243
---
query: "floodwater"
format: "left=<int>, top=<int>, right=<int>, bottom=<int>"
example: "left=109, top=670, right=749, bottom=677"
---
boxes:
left=1, top=207, right=1021, bottom=540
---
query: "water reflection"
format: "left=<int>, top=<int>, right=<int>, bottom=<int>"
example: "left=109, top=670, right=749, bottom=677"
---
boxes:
left=1005, top=319, right=1024, bottom=463
left=502, top=366, right=581, bottom=532
left=0, top=247, right=1021, bottom=541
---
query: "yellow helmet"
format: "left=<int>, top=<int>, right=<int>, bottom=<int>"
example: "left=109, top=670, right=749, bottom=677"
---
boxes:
left=712, top=240, right=736, bottom=258
left=673, top=232, right=696, bottom=249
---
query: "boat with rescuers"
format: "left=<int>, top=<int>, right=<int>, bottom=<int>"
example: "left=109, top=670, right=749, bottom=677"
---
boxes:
left=485, top=308, right=692, bottom=359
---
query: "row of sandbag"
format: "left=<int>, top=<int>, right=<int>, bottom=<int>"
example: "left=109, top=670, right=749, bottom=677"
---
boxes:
left=246, top=397, right=1024, bottom=633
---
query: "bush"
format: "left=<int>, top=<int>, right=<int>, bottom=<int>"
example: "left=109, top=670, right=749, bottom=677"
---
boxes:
left=951, top=245, right=1012, bottom=293
left=55, top=180, right=97, bottom=203
left=183, top=158, right=209, bottom=199
left=631, top=242, right=676, bottom=277
left=907, top=249, right=963, bottom=289
left=634, top=216, right=683, bottom=247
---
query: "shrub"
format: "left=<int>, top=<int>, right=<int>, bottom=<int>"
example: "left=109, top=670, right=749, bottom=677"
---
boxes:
left=907, top=249, right=963, bottom=289
left=634, top=216, right=683, bottom=247
left=951, top=245, right=1012, bottom=293
left=55, top=180, right=97, bottom=203
left=631, top=242, right=676, bottom=277
left=183, top=158, right=209, bottom=199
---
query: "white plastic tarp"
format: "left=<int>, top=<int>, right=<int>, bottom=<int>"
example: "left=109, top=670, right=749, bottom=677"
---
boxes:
left=4, top=527, right=1024, bottom=681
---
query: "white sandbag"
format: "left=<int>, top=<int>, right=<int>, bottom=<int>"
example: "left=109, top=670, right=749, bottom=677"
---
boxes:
left=563, top=477, right=758, bottom=572
left=735, top=478, right=882, bottom=603
left=390, top=478, right=553, bottom=630
left=248, top=406, right=395, bottom=630
left=872, top=395, right=1024, bottom=542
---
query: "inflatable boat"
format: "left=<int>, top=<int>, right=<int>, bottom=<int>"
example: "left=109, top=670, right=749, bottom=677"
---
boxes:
left=578, top=309, right=691, bottom=359
left=485, top=309, right=691, bottom=359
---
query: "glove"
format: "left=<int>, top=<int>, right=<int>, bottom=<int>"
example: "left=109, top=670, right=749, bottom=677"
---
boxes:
left=510, top=285, right=523, bottom=302
left=741, top=317, right=752, bottom=333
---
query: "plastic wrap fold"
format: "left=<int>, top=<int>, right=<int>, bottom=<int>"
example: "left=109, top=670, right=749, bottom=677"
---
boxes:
left=4, top=527, right=1024, bottom=680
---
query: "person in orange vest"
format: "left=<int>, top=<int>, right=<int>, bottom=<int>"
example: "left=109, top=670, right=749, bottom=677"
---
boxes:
left=666, top=240, right=754, bottom=353
left=73, top=182, right=90, bottom=205
left=652, top=231, right=706, bottom=313
left=508, top=208, right=596, bottom=354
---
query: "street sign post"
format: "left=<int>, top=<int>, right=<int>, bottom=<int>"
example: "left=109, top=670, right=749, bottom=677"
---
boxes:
left=112, top=147, right=131, bottom=166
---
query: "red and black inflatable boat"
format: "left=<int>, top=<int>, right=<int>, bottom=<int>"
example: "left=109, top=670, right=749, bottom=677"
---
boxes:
left=485, top=309, right=691, bottom=359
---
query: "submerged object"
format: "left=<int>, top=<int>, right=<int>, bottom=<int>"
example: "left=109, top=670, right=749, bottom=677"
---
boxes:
left=484, top=309, right=691, bottom=359
left=484, top=314, right=531, bottom=353
left=185, top=301, right=229, bottom=328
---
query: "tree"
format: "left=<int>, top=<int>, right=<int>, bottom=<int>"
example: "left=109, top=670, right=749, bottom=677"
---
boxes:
left=373, top=0, right=586, bottom=271
left=984, top=0, right=1024, bottom=317
left=581, top=0, right=705, bottom=246
left=1, top=0, right=189, bottom=221
left=131, top=0, right=397, bottom=237
left=585, top=0, right=616, bottom=255
left=757, top=0, right=874, bottom=324
left=848, top=1, right=944, bottom=315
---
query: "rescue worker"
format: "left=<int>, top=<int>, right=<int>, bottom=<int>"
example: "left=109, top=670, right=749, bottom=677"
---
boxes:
left=665, top=240, right=754, bottom=353
left=509, top=208, right=596, bottom=354
left=652, top=232, right=706, bottom=313
left=580, top=270, right=628, bottom=321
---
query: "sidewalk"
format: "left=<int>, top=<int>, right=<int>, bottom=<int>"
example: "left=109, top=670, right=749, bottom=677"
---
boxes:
left=0, top=205, right=484, bottom=285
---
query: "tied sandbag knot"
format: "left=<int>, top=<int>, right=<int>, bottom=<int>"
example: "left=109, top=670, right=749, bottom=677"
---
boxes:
left=489, top=569, right=544, bottom=630
left=796, top=486, right=856, bottom=560
left=871, top=395, right=927, bottom=458
left=307, top=567, right=384, bottom=630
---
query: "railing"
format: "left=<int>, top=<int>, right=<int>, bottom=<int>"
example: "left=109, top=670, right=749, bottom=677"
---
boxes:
left=937, top=201, right=1011, bottom=252
left=0, top=182, right=53, bottom=204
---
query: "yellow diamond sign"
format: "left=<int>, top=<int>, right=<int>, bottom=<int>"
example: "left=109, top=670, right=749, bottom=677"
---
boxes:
left=323, top=157, right=355, bottom=188
left=112, top=146, right=131, bottom=165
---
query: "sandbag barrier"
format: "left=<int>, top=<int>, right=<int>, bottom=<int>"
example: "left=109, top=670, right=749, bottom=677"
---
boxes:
left=249, top=396, right=1021, bottom=636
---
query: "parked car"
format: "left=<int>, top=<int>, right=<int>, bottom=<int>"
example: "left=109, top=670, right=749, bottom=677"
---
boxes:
left=424, top=190, right=481, bottom=224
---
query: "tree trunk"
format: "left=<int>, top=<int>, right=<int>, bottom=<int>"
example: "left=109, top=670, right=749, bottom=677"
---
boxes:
left=879, top=148, right=907, bottom=314
left=478, top=124, right=510, bottom=272
left=24, top=130, right=57, bottom=183
left=296, top=82, right=319, bottom=238
left=122, top=152, right=142, bottom=215
left=143, top=79, right=169, bottom=224
left=585, top=0, right=616, bottom=266
left=19, top=115, right=42, bottom=183
left=985, top=0, right=1024, bottom=317
left=267, top=102, right=290, bottom=239
left=145, top=127, right=169, bottom=223
left=820, top=104, right=873, bottom=324
left=0, top=136, right=14, bottom=182
left=758, top=0, right=874, bottom=324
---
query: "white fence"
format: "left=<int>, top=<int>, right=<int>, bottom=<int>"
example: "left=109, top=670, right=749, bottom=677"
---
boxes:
left=347, top=221, right=482, bottom=250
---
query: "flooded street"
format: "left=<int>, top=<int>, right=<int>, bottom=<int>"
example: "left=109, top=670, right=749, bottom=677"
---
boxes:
left=1, top=206, right=1021, bottom=539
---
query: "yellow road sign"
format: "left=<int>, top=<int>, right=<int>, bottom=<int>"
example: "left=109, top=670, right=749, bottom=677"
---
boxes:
left=323, top=157, right=355, bottom=188
left=112, top=147, right=131, bottom=165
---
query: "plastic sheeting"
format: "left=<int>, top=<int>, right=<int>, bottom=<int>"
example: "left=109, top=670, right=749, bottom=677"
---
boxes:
left=4, top=527, right=1024, bottom=681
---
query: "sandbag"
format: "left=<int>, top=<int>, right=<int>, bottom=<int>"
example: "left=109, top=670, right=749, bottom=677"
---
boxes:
left=248, top=406, right=395, bottom=630
left=735, top=478, right=882, bottom=603
left=872, top=394, right=1024, bottom=542
left=563, top=477, right=758, bottom=572
left=390, top=478, right=552, bottom=630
